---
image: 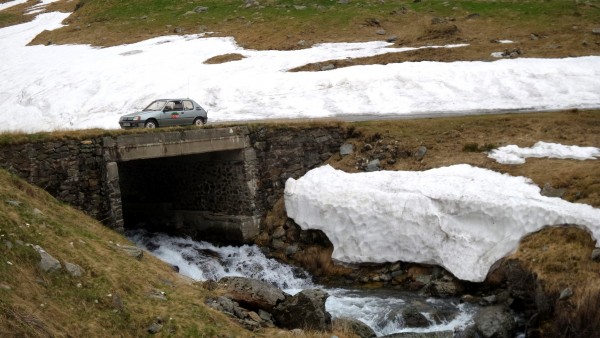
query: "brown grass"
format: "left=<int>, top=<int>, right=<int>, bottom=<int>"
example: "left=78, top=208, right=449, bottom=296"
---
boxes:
left=510, top=227, right=598, bottom=293
left=553, top=284, right=600, bottom=337
left=292, top=246, right=352, bottom=278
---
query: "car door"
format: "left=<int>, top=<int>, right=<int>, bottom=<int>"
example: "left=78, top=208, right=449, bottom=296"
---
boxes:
left=160, top=100, right=182, bottom=127
left=181, top=100, right=196, bottom=125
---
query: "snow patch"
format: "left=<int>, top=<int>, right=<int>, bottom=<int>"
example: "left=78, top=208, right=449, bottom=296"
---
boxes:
left=0, top=12, right=600, bottom=132
left=488, top=141, right=600, bottom=164
left=284, top=164, right=600, bottom=282
left=0, top=0, right=27, bottom=11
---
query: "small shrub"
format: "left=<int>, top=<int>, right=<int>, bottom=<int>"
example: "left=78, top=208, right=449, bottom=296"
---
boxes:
left=462, top=142, right=497, bottom=152
left=481, top=143, right=497, bottom=152
left=462, top=142, right=480, bottom=152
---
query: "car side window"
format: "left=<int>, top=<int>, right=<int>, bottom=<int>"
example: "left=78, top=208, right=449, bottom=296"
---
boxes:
left=183, top=100, right=194, bottom=111
left=164, top=101, right=175, bottom=111
left=173, top=101, right=183, bottom=110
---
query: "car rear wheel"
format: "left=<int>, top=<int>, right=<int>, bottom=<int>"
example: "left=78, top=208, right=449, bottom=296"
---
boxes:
left=193, top=117, right=206, bottom=126
left=145, top=120, right=158, bottom=128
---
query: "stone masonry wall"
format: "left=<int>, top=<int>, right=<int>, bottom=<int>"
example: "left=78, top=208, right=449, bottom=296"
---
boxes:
left=249, top=126, right=346, bottom=211
left=0, top=138, right=109, bottom=221
left=0, top=125, right=346, bottom=237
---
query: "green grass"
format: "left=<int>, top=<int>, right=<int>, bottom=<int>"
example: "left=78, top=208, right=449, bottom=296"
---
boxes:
left=71, top=0, right=598, bottom=36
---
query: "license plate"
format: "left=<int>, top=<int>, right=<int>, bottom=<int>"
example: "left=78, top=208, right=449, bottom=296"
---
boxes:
left=123, top=122, right=131, bottom=126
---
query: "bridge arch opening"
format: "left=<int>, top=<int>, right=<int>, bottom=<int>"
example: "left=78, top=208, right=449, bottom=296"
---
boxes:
left=105, top=128, right=261, bottom=244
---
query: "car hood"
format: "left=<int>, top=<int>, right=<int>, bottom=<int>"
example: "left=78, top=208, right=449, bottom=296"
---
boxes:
left=121, top=110, right=155, bottom=118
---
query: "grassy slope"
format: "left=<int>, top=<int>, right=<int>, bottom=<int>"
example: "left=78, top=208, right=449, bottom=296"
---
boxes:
left=0, top=170, right=249, bottom=337
left=0, top=168, right=358, bottom=337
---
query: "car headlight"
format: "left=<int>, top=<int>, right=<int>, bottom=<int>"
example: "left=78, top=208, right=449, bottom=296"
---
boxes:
left=134, top=116, right=141, bottom=121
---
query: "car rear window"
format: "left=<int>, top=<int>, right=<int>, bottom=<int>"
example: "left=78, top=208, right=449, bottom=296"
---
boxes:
left=183, top=100, right=194, bottom=111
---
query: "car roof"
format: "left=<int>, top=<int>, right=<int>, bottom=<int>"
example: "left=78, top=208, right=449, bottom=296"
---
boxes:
left=154, top=98, right=197, bottom=101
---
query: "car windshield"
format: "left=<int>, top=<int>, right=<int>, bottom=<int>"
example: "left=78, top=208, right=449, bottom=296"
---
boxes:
left=143, top=100, right=167, bottom=111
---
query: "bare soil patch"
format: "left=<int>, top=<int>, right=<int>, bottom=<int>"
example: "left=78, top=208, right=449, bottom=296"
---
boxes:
left=203, top=53, right=245, bottom=64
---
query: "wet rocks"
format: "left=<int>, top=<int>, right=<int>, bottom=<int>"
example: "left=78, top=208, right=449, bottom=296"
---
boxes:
left=219, top=276, right=287, bottom=311
left=206, top=295, right=273, bottom=330
left=209, top=277, right=335, bottom=332
left=333, top=317, right=376, bottom=338
left=402, top=305, right=429, bottom=328
left=473, top=305, right=516, bottom=338
left=272, top=289, right=331, bottom=331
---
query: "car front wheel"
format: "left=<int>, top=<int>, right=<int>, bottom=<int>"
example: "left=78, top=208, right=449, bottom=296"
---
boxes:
left=193, top=117, right=206, bottom=127
left=145, top=120, right=158, bottom=128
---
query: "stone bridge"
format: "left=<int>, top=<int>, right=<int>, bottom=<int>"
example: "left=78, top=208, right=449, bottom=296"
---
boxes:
left=104, top=127, right=261, bottom=243
left=0, top=126, right=345, bottom=244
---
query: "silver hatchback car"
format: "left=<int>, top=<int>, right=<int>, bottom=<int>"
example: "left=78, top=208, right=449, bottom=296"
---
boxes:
left=119, top=98, right=208, bottom=129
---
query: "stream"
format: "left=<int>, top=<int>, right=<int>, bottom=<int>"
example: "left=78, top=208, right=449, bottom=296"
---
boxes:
left=127, top=230, right=478, bottom=336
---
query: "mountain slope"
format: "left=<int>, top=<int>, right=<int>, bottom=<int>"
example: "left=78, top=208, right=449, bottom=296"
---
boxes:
left=0, top=169, right=249, bottom=337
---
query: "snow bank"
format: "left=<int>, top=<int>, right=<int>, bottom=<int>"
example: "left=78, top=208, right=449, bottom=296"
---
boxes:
left=1, top=11, right=600, bottom=132
left=0, top=0, right=27, bottom=11
left=488, top=141, right=600, bottom=164
left=284, top=165, right=600, bottom=282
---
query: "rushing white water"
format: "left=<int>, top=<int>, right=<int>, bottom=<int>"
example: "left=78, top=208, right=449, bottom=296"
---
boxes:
left=127, top=230, right=478, bottom=336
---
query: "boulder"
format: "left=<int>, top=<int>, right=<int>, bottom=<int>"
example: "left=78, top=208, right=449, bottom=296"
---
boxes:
left=219, top=276, right=287, bottom=312
left=365, top=159, right=380, bottom=172
left=35, top=246, right=61, bottom=272
left=473, top=305, right=516, bottom=338
left=272, top=289, right=332, bottom=331
left=414, top=146, right=427, bottom=161
left=116, top=244, right=144, bottom=259
left=64, top=262, right=85, bottom=277
left=402, top=306, right=429, bottom=328
left=333, top=317, right=376, bottom=338
left=340, top=143, right=354, bottom=156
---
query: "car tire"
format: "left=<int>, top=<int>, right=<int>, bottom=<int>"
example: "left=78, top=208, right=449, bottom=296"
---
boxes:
left=145, top=120, right=158, bottom=128
left=193, top=117, right=206, bottom=126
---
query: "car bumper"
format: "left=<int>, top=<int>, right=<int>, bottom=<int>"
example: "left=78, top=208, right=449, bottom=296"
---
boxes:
left=119, top=121, right=144, bottom=129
